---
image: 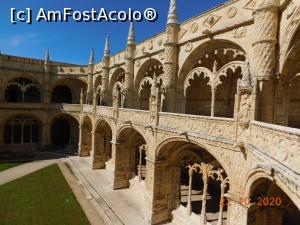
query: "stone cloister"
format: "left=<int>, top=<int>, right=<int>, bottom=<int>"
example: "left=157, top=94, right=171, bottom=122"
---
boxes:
left=0, top=0, right=300, bottom=224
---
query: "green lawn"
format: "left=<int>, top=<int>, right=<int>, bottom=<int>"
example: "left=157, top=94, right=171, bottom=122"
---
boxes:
left=0, top=164, right=90, bottom=225
left=0, top=162, right=24, bottom=172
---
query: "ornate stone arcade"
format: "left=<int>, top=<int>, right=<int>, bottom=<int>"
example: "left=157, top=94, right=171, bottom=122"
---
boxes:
left=0, top=0, right=300, bottom=224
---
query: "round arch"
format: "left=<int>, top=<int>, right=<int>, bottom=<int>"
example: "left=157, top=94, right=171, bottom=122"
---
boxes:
left=49, top=113, right=79, bottom=150
left=152, top=137, right=231, bottom=224
left=178, top=39, right=246, bottom=116
left=4, top=77, right=41, bottom=103
left=134, top=58, right=164, bottom=110
left=79, top=115, right=93, bottom=157
left=92, top=118, right=113, bottom=169
left=51, top=78, right=87, bottom=104
left=245, top=170, right=300, bottom=225
left=113, top=126, right=147, bottom=189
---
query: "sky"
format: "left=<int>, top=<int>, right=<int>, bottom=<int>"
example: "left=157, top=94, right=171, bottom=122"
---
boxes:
left=0, top=0, right=227, bottom=65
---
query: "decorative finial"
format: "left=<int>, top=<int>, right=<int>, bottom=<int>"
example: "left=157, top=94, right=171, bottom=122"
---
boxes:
left=127, top=21, right=135, bottom=45
left=89, top=48, right=94, bottom=65
left=103, top=36, right=110, bottom=58
left=44, top=48, right=50, bottom=64
left=167, top=0, right=178, bottom=25
left=240, top=59, right=252, bottom=91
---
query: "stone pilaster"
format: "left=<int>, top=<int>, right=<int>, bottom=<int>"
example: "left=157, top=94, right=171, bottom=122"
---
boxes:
left=101, top=37, right=110, bottom=106
left=162, top=0, right=179, bottom=113
left=146, top=158, right=170, bottom=224
left=111, top=141, right=132, bottom=189
left=43, top=49, right=51, bottom=105
left=87, top=49, right=94, bottom=105
left=41, top=122, right=50, bottom=149
left=91, top=132, right=107, bottom=169
left=124, top=22, right=135, bottom=108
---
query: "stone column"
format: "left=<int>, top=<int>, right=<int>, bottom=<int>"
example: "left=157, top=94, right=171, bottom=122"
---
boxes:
left=78, top=126, right=90, bottom=157
left=43, top=50, right=51, bottom=105
left=91, top=132, right=106, bottom=169
left=86, top=49, right=95, bottom=105
left=41, top=122, right=50, bottom=149
left=111, top=141, right=132, bottom=189
left=211, top=86, right=216, bottom=117
left=252, top=0, right=279, bottom=123
left=162, top=0, right=179, bottom=113
left=102, top=37, right=110, bottom=106
left=146, top=159, right=170, bottom=225
left=124, top=22, right=135, bottom=108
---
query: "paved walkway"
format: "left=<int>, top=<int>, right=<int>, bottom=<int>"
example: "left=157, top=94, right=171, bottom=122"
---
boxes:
left=0, top=159, right=58, bottom=185
left=67, top=156, right=149, bottom=225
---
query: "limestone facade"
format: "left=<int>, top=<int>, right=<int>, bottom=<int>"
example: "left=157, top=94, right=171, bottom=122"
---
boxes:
left=0, top=0, right=300, bottom=224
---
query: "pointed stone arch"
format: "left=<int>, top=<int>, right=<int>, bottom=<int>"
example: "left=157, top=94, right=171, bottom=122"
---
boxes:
left=178, top=39, right=246, bottom=116
left=113, top=126, right=148, bottom=189
left=134, top=58, right=164, bottom=110
left=151, top=137, right=231, bottom=224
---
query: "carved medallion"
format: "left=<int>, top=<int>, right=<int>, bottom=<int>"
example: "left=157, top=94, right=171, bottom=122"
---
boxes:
left=227, top=7, right=237, bottom=18
left=244, top=0, right=256, bottom=10
left=191, top=23, right=198, bottom=33
left=184, top=42, right=193, bottom=52
left=203, top=14, right=221, bottom=28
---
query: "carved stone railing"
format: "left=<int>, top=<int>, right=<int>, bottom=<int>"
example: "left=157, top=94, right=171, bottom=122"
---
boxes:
left=159, top=112, right=235, bottom=141
left=82, top=104, right=94, bottom=114
left=95, top=106, right=114, bottom=118
left=61, top=104, right=82, bottom=112
left=250, top=121, right=300, bottom=174
left=118, top=108, right=149, bottom=125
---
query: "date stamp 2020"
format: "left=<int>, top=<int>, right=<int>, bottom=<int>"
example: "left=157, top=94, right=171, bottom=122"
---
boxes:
left=220, top=197, right=282, bottom=207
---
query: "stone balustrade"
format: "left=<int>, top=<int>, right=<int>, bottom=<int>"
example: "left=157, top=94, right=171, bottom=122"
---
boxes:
left=250, top=121, right=300, bottom=174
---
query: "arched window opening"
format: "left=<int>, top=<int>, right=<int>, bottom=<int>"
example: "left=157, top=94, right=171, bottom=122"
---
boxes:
left=248, top=178, right=300, bottom=225
left=183, top=44, right=246, bottom=118
left=51, top=118, right=70, bottom=147
left=155, top=141, right=230, bottom=224
left=51, top=85, right=72, bottom=103
left=50, top=115, right=79, bottom=150
left=113, top=128, right=147, bottom=189
left=135, top=59, right=164, bottom=110
left=185, top=73, right=211, bottom=116
left=4, top=115, right=40, bottom=144
left=5, top=77, right=40, bottom=103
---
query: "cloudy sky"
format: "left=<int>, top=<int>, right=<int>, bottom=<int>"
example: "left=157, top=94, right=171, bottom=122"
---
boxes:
left=0, top=0, right=227, bottom=64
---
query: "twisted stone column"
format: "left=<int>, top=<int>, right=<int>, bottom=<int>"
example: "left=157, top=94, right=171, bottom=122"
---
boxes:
left=163, top=23, right=178, bottom=112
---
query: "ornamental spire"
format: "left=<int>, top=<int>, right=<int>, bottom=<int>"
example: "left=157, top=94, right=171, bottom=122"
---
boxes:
left=103, top=36, right=110, bottom=58
left=89, top=48, right=94, bottom=65
left=44, top=48, right=50, bottom=64
left=127, top=21, right=135, bottom=45
left=167, top=0, right=178, bottom=25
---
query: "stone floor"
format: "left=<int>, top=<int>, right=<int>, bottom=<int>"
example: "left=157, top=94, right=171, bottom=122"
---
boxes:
left=67, top=156, right=149, bottom=225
